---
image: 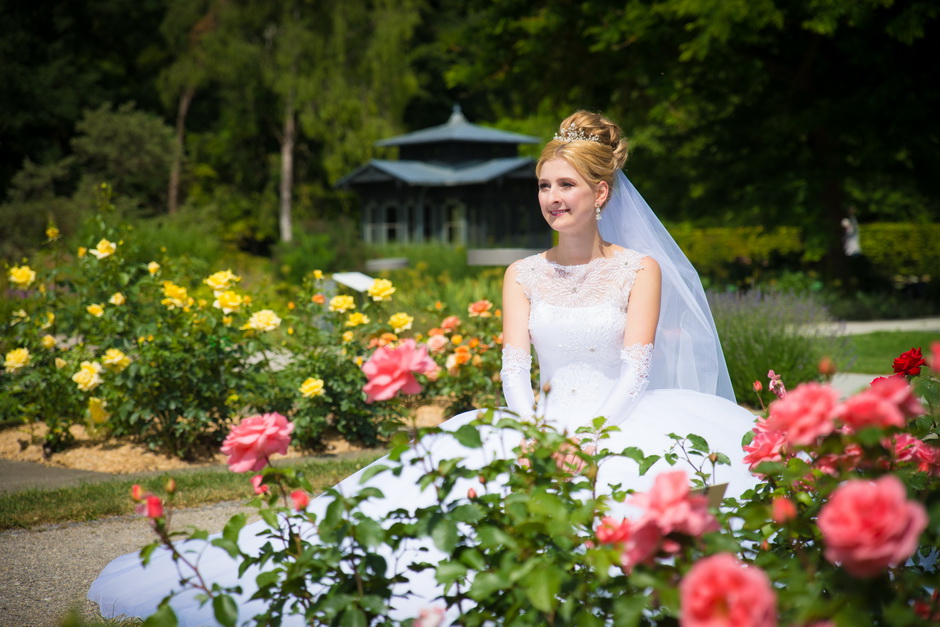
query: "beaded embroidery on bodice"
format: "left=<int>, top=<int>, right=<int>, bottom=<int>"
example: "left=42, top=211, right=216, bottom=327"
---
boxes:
left=512, top=249, right=648, bottom=427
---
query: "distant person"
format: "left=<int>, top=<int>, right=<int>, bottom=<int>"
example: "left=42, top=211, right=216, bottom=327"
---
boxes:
left=841, top=206, right=862, bottom=258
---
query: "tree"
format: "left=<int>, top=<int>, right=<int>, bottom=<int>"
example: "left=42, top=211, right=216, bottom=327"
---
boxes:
left=437, top=0, right=940, bottom=279
left=159, top=0, right=220, bottom=215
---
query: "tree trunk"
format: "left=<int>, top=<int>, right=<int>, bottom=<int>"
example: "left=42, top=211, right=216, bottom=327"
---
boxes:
left=279, top=90, right=295, bottom=243
left=812, top=125, right=847, bottom=284
left=167, top=85, right=195, bottom=215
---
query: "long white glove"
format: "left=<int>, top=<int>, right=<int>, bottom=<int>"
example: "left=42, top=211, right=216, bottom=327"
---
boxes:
left=590, top=343, right=654, bottom=427
left=501, top=345, right=536, bottom=419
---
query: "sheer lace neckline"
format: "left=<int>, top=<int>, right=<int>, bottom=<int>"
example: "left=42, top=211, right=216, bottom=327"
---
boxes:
left=538, top=248, right=631, bottom=269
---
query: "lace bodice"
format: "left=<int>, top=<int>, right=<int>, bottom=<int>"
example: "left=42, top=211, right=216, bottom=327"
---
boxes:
left=510, top=249, right=650, bottom=428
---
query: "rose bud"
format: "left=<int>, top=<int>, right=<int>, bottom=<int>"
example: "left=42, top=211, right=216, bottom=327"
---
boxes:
left=752, top=380, right=763, bottom=393
left=467, top=488, right=477, bottom=499
left=818, top=356, right=837, bottom=377
left=131, top=484, right=143, bottom=502
left=165, top=478, right=177, bottom=494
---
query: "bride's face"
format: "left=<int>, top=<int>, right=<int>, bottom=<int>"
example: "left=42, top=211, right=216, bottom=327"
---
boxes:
left=537, top=158, right=601, bottom=234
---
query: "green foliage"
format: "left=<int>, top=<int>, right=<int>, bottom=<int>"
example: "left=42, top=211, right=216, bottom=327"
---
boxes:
left=670, top=225, right=803, bottom=286
left=135, top=367, right=940, bottom=625
left=860, top=223, right=940, bottom=279
left=709, top=290, right=854, bottom=404
left=71, top=103, right=175, bottom=210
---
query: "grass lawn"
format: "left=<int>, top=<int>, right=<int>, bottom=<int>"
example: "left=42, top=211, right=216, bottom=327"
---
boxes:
left=0, top=452, right=384, bottom=530
left=844, top=331, right=938, bottom=374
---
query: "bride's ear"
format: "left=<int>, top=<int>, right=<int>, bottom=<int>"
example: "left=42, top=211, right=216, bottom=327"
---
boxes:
left=595, top=180, right=610, bottom=207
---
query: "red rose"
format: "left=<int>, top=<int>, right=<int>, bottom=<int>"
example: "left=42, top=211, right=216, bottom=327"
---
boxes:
left=818, top=475, right=927, bottom=577
left=680, top=553, right=777, bottom=627
left=892, top=346, right=926, bottom=376
left=134, top=494, right=164, bottom=519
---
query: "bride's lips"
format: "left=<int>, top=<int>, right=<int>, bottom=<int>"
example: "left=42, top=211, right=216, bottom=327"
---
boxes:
left=549, top=209, right=569, bottom=216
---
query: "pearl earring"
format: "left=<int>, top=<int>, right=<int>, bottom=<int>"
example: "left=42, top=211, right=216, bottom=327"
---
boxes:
left=595, top=203, right=602, bottom=221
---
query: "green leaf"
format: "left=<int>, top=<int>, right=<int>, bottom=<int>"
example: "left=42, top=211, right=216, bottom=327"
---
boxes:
left=210, top=537, right=240, bottom=559
left=454, top=423, right=483, bottom=448
left=638, top=454, right=661, bottom=475
left=467, top=572, right=510, bottom=600
left=359, top=464, right=391, bottom=483
left=212, top=594, right=239, bottom=627
left=354, top=518, right=384, bottom=548
left=431, top=518, right=459, bottom=553
left=340, top=607, right=367, bottom=627
left=435, top=560, right=469, bottom=584
left=142, top=602, right=178, bottom=627
left=524, top=566, right=561, bottom=612
left=686, top=434, right=710, bottom=453
left=222, top=513, right=246, bottom=545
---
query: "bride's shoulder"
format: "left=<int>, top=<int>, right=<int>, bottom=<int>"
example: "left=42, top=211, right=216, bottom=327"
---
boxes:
left=608, top=246, right=657, bottom=268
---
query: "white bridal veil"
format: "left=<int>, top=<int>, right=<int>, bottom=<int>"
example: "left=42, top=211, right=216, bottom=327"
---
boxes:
left=600, top=171, right=735, bottom=401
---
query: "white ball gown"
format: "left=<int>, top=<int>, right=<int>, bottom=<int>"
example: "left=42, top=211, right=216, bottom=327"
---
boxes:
left=88, top=249, right=759, bottom=626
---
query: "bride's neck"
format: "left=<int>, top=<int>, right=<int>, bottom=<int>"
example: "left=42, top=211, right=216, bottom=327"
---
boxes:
left=551, top=232, right=610, bottom=266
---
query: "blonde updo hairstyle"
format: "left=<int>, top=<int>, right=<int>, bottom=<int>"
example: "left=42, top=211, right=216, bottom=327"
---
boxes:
left=536, top=110, right=629, bottom=208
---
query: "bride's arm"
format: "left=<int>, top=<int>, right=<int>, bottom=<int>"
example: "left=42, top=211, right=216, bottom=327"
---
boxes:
left=590, top=256, right=662, bottom=426
left=500, top=262, right=535, bottom=418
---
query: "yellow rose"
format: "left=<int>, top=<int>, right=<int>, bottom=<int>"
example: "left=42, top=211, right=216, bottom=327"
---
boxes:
left=161, top=281, right=189, bottom=309
left=342, top=330, right=354, bottom=343
left=451, top=334, right=464, bottom=345
left=313, top=269, right=324, bottom=280
left=55, top=357, right=68, bottom=369
left=241, top=309, right=281, bottom=332
left=109, top=292, right=126, bottom=306
left=367, top=278, right=396, bottom=301
left=102, top=348, right=131, bottom=371
left=329, top=295, right=356, bottom=313
left=77, top=247, right=87, bottom=258
left=88, top=397, right=110, bottom=424
left=213, top=290, right=244, bottom=314
left=8, top=265, right=36, bottom=288
left=89, top=238, right=117, bottom=259
left=388, top=312, right=414, bottom=333
left=222, top=316, right=233, bottom=327
left=147, top=261, right=161, bottom=275
left=299, top=377, right=325, bottom=398
left=46, top=225, right=60, bottom=241
left=41, top=312, right=55, bottom=329
left=41, top=335, right=56, bottom=349
left=4, top=348, right=30, bottom=372
left=72, top=361, right=103, bottom=391
left=204, top=269, right=240, bottom=294
left=86, top=303, right=105, bottom=318
left=345, top=312, right=370, bottom=327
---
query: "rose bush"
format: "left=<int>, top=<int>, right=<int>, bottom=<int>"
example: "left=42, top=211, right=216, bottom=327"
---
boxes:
left=127, top=346, right=939, bottom=626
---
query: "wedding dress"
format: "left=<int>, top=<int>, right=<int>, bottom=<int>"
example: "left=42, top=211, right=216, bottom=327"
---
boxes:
left=88, top=248, right=759, bottom=626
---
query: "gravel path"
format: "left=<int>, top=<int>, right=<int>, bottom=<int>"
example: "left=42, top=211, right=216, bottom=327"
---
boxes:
left=0, top=501, right=259, bottom=626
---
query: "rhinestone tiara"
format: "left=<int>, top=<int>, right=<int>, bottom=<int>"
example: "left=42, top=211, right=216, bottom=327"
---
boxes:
left=553, top=123, right=600, bottom=143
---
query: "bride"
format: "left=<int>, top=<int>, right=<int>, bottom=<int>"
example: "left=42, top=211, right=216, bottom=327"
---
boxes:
left=89, top=110, right=758, bottom=625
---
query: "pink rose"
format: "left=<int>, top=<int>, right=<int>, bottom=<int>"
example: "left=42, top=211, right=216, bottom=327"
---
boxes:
left=414, top=606, right=445, bottom=627
left=440, top=315, right=461, bottom=332
left=135, top=495, right=164, bottom=519
left=767, top=369, right=786, bottom=399
left=620, top=518, right=662, bottom=572
left=743, top=426, right=787, bottom=473
left=251, top=474, right=269, bottom=495
left=817, top=475, right=927, bottom=577
left=427, top=334, right=449, bottom=354
left=837, top=390, right=905, bottom=432
left=221, top=412, right=294, bottom=473
left=596, top=516, right=632, bottom=545
left=680, top=553, right=777, bottom=627
left=291, top=489, right=310, bottom=511
left=867, top=376, right=924, bottom=419
left=772, top=497, right=797, bottom=525
left=361, top=339, right=437, bottom=403
left=629, top=470, right=719, bottom=537
left=765, top=383, right=840, bottom=446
